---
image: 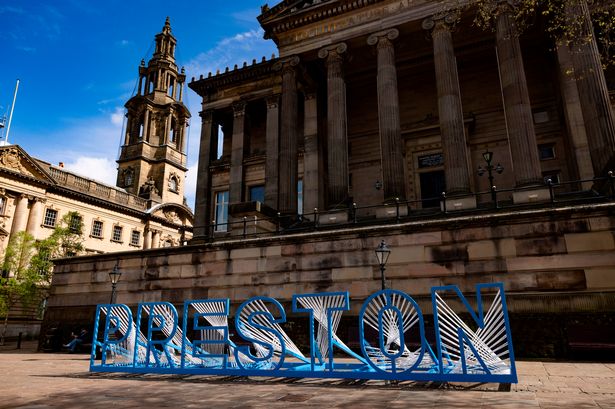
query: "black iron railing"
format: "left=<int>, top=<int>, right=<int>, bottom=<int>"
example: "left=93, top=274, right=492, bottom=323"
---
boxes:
left=203, top=173, right=615, bottom=241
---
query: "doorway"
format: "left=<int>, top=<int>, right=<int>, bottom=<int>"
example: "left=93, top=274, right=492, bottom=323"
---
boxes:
left=419, top=170, right=445, bottom=208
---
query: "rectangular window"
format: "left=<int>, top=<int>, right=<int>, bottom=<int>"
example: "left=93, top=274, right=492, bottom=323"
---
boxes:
left=297, top=179, right=303, bottom=215
left=91, top=220, right=103, bottom=238
left=0, top=196, right=5, bottom=215
left=538, top=144, right=555, bottom=160
left=216, top=125, right=224, bottom=159
left=112, top=225, right=123, bottom=242
left=214, top=190, right=229, bottom=232
left=69, top=214, right=82, bottom=233
left=43, top=208, right=58, bottom=227
left=130, top=230, right=141, bottom=246
left=249, top=185, right=265, bottom=203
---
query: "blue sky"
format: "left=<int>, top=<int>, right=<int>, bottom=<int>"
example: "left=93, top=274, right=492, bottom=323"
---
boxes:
left=0, top=1, right=277, bottom=209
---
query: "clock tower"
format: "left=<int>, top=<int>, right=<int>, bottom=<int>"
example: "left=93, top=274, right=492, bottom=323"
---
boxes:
left=116, top=17, right=190, bottom=206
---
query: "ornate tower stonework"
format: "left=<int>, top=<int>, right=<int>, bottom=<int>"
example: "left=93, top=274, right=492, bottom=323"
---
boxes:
left=117, top=17, right=190, bottom=205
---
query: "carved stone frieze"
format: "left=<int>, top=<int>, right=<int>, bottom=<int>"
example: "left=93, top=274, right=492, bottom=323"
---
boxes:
left=0, top=147, right=31, bottom=176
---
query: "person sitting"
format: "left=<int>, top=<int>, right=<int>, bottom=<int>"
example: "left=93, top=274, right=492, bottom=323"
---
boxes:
left=63, top=329, right=88, bottom=353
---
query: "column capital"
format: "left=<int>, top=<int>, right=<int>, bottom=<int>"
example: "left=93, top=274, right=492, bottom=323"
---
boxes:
left=199, top=109, right=215, bottom=122
left=367, top=28, right=399, bottom=47
left=304, top=92, right=317, bottom=101
left=318, top=42, right=347, bottom=61
left=30, top=196, right=46, bottom=204
left=266, top=94, right=280, bottom=109
left=422, top=13, right=457, bottom=34
left=232, top=101, right=247, bottom=117
left=272, top=55, right=300, bottom=73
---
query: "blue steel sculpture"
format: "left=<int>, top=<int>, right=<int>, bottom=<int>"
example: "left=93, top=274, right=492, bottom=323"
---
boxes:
left=90, top=282, right=517, bottom=383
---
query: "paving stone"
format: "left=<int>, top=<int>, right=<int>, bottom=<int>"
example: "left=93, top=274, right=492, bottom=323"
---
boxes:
left=1, top=344, right=614, bottom=408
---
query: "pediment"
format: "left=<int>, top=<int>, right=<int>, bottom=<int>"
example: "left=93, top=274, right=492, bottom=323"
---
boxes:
left=149, top=202, right=194, bottom=227
left=0, top=145, right=56, bottom=184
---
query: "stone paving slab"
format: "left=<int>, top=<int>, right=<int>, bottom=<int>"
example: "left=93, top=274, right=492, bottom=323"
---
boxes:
left=0, top=342, right=614, bottom=408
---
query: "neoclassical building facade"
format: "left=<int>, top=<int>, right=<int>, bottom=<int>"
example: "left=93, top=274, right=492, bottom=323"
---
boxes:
left=44, top=2, right=615, bottom=357
left=0, top=19, right=193, bottom=260
left=189, top=0, right=614, bottom=239
left=1, top=20, right=193, bottom=338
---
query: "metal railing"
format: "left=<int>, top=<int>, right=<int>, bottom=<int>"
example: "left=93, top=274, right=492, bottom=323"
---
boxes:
left=202, top=173, right=615, bottom=241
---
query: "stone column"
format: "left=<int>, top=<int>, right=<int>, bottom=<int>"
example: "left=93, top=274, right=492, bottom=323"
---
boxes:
left=143, top=109, right=150, bottom=141
left=568, top=0, right=615, bottom=177
left=10, top=194, right=30, bottom=238
left=303, top=91, right=321, bottom=214
left=277, top=56, right=300, bottom=215
left=165, top=111, right=173, bottom=144
left=230, top=101, right=247, bottom=205
left=191, top=109, right=215, bottom=241
left=495, top=1, right=542, bottom=187
left=423, top=16, right=472, bottom=195
left=151, top=230, right=160, bottom=248
left=319, top=43, right=349, bottom=208
left=367, top=29, right=406, bottom=202
left=143, top=227, right=152, bottom=250
left=264, top=94, right=280, bottom=209
left=556, top=45, right=594, bottom=187
left=26, top=197, right=44, bottom=237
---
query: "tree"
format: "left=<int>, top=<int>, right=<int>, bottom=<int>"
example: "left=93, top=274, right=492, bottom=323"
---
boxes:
left=0, top=212, right=84, bottom=344
left=0, top=231, right=38, bottom=345
left=470, top=0, right=615, bottom=68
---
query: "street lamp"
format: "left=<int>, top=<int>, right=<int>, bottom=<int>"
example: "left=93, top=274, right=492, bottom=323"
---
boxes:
left=375, top=240, right=391, bottom=291
left=108, top=263, right=122, bottom=304
left=477, top=150, right=504, bottom=204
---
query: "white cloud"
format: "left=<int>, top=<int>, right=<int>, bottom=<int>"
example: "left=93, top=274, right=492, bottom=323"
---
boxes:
left=110, top=107, right=125, bottom=126
left=63, top=156, right=117, bottom=185
left=185, top=28, right=276, bottom=81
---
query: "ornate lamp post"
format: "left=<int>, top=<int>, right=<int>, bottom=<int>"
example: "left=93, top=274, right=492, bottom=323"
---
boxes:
left=477, top=150, right=504, bottom=204
left=375, top=240, right=391, bottom=291
left=108, top=263, right=122, bottom=304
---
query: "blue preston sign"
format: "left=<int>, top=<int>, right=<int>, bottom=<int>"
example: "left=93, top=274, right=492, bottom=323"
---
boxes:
left=90, top=282, right=517, bottom=383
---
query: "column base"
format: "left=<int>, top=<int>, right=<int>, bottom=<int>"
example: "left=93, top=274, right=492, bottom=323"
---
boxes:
left=442, top=195, right=477, bottom=212
left=376, top=204, right=409, bottom=219
left=318, top=210, right=349, bottom=225
left=512, top=187, right=551, bottom=204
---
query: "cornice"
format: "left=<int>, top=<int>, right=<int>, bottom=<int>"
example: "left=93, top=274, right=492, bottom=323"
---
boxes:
left=258, top=0, right=384, bottom=42
left=188, top=58, right=279, bottom=96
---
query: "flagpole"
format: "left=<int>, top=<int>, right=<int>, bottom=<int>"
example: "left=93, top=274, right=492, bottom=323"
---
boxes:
left=5, top=79, right=20, bottom=144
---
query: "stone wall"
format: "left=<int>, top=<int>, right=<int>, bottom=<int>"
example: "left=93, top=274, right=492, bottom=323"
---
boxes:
left=43, top=202, right=615, bottom=357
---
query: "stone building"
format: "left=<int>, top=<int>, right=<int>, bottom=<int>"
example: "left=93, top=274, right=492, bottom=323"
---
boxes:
left=44, top=2, right=615, bottom=357
left=1, top=19, right=193, bottom=338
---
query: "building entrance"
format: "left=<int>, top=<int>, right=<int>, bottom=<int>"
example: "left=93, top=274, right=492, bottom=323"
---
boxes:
left=419, top=170, right=445, bottom=208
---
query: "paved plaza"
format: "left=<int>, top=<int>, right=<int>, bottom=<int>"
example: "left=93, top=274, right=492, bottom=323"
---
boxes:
left=0, top=342, right=614, bottom=408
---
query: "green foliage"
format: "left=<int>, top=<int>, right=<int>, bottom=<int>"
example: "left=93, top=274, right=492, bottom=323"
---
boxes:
left=0, top=211, right=84, bottom=342
left=0, top=231, right=38, bottom=318
left=470, top=0, right=615, bottom=68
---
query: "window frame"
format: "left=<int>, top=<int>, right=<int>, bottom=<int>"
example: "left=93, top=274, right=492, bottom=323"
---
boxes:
left=42, top=208, right=58, bottom=228
left=214, top=190, right=229, bottom=233
left=111, top=225, right=123, bottom=243
left=91, top=220, right=104, bottom=239
left=130, top=229, right=141, bottom=247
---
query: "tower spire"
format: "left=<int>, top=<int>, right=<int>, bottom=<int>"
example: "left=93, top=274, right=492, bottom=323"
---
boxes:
left=116, top=19, right=190, bottom=206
